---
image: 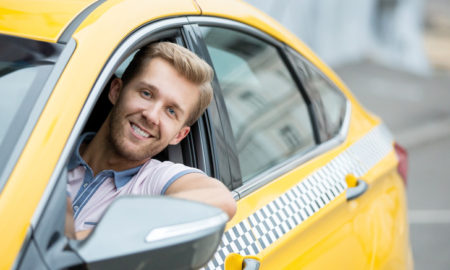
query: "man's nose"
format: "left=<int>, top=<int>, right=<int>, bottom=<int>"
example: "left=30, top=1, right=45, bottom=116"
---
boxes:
left=142, top=104, right=161, bottom=126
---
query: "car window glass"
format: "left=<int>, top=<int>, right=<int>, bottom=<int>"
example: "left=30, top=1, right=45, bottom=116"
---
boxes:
left=114, top=51, right=137, bottom=78
left=0, top=67, right=40, bottom=141
left=0, top=35, right=63, bottom=190
left=200, top=26, right=315, bottom=183
left=0, top=40, right=60, bottom=143
left=288, top=51, right=347, bottom=140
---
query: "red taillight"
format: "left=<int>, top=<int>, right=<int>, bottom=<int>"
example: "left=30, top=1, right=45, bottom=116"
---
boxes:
left=394, top=143, right=408, bottom=185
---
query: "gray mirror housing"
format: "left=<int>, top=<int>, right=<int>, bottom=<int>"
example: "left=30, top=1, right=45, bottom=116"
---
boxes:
left=70, top=196, right=227, bottom=270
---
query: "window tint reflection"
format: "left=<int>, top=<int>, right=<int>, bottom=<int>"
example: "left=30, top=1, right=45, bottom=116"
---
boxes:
left=0, top=34, right=63, bottom=181
left=201, top=27, right=315, bottom=182
left=287, top=50, right=347, bottom=140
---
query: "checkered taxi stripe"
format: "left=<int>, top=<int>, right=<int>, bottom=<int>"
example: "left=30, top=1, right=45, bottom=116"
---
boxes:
left=203, top=124, right=394, bottom=270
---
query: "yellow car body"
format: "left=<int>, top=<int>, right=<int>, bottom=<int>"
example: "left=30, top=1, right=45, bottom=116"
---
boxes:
left=0, top=0, right=413, bottom=269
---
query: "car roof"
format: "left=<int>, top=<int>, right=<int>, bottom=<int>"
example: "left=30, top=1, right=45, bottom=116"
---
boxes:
left=0, top=0, right=346, bottom=105
left=0, top=0, right=99, bottom=42
left=0, top=0, right=315, bottom=59
left=0, top=0, right=299, bottom=45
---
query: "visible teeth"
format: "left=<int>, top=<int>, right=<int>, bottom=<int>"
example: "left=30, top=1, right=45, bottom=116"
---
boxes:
left=132, top=124, right=150, bottom=138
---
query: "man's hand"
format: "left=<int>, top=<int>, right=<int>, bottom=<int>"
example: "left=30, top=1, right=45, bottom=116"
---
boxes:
left=65, top=196, right=76, bottom=239
left=76, top=230, right=92, bottom=240
left=65, top=196, right=92, bottom=240
left=165, top=173, right=237, bottom=220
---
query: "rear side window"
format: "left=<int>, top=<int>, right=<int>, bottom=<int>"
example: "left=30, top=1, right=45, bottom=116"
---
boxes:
left=287, top=49, right=347, bottom=141
left=200, top=27, right=315, bottom=182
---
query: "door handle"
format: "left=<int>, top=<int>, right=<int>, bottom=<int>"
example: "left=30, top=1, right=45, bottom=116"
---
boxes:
left=243, top=258, right=260, bottom=270
left=225, top=254, right=260, bottom=270
left=346, top=175, right=368, bottom=201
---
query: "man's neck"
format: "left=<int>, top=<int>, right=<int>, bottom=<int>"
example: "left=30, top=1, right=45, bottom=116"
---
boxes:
left=81, top=124, right=148, bottom=176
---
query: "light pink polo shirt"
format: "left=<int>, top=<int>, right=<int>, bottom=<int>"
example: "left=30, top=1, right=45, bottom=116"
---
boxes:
left=67, top=133, right=204, bottom=232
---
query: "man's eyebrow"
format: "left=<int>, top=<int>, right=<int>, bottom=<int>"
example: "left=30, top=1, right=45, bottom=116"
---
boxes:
left=136, top=81, right=157, bottom=91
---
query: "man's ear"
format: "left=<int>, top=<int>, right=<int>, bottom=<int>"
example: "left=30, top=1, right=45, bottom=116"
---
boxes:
left=108, top=77, right=123, bottom=105
left=169, top=126, right=190, bottom=145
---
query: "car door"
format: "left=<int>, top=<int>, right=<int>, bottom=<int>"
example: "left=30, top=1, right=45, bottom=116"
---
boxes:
left=188, top=18, right=410, bottom=269
left=0, top=1, right=204, bottom=268
left=12, top=15, right=230, bottom=269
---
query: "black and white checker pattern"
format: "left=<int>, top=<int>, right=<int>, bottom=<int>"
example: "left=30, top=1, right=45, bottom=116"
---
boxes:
left=203, top=125, right=394, bottom=270
left=203, top=220, right=261, bottom=269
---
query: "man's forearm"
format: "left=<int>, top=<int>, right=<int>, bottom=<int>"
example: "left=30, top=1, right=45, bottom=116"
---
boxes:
left=169, top=187, right=237, bottom=219
left=165, top=174, right=237, bottom=220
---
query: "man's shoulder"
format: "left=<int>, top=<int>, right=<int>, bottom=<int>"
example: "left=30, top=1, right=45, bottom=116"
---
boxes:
left=137, top=159, right=200, bottom=177
left=128, top=159, right=204, bottom=195
left=142, top=159, right=176, bottom=170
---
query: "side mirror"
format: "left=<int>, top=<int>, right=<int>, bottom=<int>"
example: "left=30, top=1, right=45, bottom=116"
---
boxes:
left=69, top=196, right=227, bottom=270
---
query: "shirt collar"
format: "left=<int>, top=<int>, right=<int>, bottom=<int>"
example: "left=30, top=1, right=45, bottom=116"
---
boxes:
left=67, top=132, right=143, bottom=189
left=68, top=132, right=95, bottom=171
left=112, top=166, right=143, bottom=188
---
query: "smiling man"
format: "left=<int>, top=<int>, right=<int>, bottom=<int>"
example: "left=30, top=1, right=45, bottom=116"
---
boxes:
left=66, top=42, right=236, bottom=237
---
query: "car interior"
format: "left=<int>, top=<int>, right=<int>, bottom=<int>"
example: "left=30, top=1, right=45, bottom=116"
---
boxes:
left=79, top=39, right=214, bottom=182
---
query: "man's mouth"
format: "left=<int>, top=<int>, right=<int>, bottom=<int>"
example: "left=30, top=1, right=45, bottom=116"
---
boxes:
left=131, top=123, right=151, bottom=138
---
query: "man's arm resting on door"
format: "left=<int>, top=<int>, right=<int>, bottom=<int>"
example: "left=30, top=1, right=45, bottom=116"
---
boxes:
left=165, top=173, right=237, bottom=220
left=73, top=173, right=237, bottom=240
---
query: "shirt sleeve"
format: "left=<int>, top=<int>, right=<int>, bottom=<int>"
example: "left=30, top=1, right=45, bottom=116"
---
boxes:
left=133, top=160, right=205, bottom=195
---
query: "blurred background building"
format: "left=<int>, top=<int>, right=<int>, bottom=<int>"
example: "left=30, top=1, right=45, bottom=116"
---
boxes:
left=246, top=0, right=449, bottom=75
left=245, top=0, right=450, bottom=269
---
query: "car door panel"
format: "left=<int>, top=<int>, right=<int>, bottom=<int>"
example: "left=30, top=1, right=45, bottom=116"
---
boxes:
left=250, top=125, right=406, bottom=269
left=205, top=124, right=408, bottom=269
left=194, top=19, right=410, bottom=269
left=16, top=238, right=48, bottom=270
left=4, top=16, right=203, bottom=269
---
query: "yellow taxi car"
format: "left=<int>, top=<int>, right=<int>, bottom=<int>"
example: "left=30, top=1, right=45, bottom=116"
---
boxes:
left=0, top=0, right=413, bottom=269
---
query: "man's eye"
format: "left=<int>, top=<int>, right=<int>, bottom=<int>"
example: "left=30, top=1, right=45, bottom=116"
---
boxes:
left=167, top=108, right=176, bottom=116
left=141, top=90, right=152, bottom=98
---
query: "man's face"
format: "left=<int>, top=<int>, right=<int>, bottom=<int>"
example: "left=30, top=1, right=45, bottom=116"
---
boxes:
left=107, top=57, right=200, bottom=162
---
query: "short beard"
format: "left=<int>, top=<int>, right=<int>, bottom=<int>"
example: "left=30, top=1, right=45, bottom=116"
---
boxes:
left=108, top=105, right=163, bottom=162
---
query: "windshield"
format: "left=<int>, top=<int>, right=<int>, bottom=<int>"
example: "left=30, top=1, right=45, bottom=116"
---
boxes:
left=0, top=34, right=64, bottom=188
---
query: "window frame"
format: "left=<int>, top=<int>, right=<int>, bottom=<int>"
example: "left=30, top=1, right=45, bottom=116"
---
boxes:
left=183, top=23, right=242, bottom=191
left=181, top=24, right=236, bottom=190
left=0, top=35, right=71, bottom=192
left=198, top=25, right=318, bottom=181
left=188, top=17, right=323, bottom=198
left=284, top=46, right=350, bottom=143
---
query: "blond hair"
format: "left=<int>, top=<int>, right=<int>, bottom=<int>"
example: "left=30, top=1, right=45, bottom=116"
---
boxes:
left=121, top=42, right=214, bottom=126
